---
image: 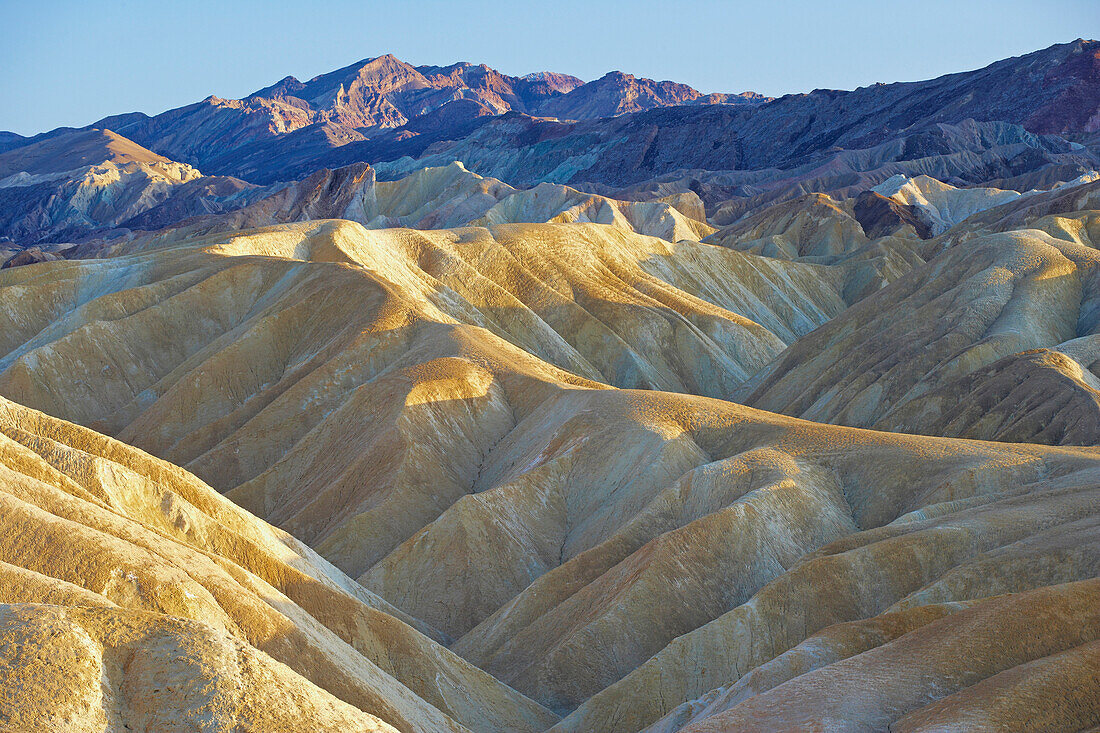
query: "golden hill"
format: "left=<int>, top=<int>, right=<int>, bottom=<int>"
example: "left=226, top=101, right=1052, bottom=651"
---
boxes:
left=2, top=217, right=1099, bottom=730
left=106, top=161, right=715, bottom=248
left=738, top=199, right=1100, bottom=446
left=0, top=221, right=847, bottom=585
left=0, top=395, right=556, bottom=732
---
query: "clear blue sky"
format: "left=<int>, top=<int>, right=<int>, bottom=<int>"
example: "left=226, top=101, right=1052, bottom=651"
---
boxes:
left=2, top=0, right=1096, bottom=135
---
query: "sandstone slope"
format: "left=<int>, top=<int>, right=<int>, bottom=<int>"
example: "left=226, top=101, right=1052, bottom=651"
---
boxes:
left=3, top=219, right=1100, bottom=731
left=736, top=179, right=1100, bottom=446
left=154, top=161, right=715, bottom=243
left=871, top=170, right=1100, bottom=235
left=0, top=396, right=557, bottom=732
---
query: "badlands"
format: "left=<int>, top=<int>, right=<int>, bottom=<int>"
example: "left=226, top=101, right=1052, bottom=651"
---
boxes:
left=1, top=37, right=1099, bottom=733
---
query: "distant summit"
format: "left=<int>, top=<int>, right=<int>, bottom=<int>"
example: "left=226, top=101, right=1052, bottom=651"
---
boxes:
left=23, top=54, right=760, bottom=175
left=2, top=40, right=1095, bottom=193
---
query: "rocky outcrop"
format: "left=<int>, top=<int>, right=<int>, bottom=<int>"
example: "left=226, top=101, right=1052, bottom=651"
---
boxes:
left=870, top=172, right=1100, bottom=235
left=0, top=128, right=265, bottom=245
left=703, top=191, right=927, bottom=303
left=1, top=247, right=62, bottom=269
left=852, top=190, right=932, bottom=239
left=736, top=183, right=1100, bottom=446
left=537, top=71, right=764, bottom=121
left=0, top=148, right=717, bottom=247
left=84, top=161, right=715, bottom=245
left=365, top=114, right=1096, bottom=217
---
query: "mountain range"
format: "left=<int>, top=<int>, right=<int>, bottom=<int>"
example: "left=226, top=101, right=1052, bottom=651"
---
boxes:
left=0, top=54, right=766, bottom=177
left=1, top=39, right=1097, bottom=250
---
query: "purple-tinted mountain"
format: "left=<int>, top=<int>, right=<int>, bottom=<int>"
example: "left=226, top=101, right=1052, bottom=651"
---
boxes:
left=0, top=39, right=1096, bottom=243
left=356, top=39, right=1100, bottom=194
left=5, top=40, right=1093, bottom=196
left=52, top=55, right=759, bottom=175
left=77, top=38, right=1088, bottom=191
left=537, top=71, right=769, bottom=120
left=0, top=131, right=27, bottom=154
